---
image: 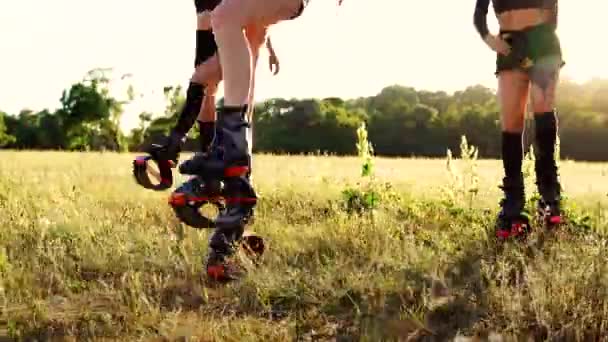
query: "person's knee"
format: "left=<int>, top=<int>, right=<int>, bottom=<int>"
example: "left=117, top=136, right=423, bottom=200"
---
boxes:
left=531, top=87, right=557, bottom=113
left=206, top=83, right=218, bottom=97
left=197, top=11, right=213, bottom=31
left=532, top=101, right=554, bottom=114
left=498, top=75, right=529, bottom=132
left=211, top=2, right=246, bottom=32
left=191, top=57, right=222, bottom=85
left=499, top=98, right=527, bottom=132
left=501, top=105, right=526, bottom=132
left=245, top=25, right=267, bottom=50
left=502, top=117, right=525, bottom=133
left=210, top=5, right=230, bottom=31
left=198, top=95, right=217, bottom=122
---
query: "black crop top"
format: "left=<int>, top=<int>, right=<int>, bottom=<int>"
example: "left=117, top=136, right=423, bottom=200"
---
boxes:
left=474, top=0, right=558, bottom=38
left=194, top=0, right=221, bottom=13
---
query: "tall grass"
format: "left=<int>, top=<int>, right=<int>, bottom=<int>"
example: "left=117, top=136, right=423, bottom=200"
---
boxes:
left=0, top=141, right=608, bottom=340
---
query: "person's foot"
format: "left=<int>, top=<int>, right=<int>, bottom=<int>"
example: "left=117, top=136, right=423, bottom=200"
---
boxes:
left=205, top=227, right=246, bottom=282
left=536, top=172, right=563, bottom=229
left=205, top=250, right=245, bottom=282
left=147, top=131, right=185, bottom=165
left=178, top=146, right=224, bottom=178
left=495, top=208, right=531, bottom=240
left=537, top=198, right=562, bottom=228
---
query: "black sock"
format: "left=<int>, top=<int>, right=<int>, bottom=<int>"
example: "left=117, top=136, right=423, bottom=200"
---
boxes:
left=502, top=131, right=523, bottom=180
left=198, top=120, right=215, bottom=152
left=534, top=111, right=558, bottom=177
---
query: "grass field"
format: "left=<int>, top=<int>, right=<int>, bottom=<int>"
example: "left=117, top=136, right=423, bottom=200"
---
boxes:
left=1, top=149, right=608, bottom=341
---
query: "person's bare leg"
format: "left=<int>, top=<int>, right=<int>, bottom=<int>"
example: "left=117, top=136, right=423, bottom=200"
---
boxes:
left=499, top=71, right=530, bottom=133
left=196, top=84, right=219, bottom=153
left=211, top=0, right=300, bottom=107
left=244, top=24, right=268, bottom=156
left=198, top=85, right=218, bottom=123
left=210, top=0, right=251, bottom=107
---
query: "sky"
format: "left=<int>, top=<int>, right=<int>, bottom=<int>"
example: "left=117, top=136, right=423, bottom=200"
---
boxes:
left=1, top=1, right=607, bottom=132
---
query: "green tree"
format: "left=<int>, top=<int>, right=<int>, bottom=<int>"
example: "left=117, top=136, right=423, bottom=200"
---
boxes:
left=55, top=68, right=132, bottom=151
left=0, top=111, right=16, bottom=147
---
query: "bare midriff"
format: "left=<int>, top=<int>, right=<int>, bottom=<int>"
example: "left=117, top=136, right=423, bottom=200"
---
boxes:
left=497, top=8, right=552, bottom=31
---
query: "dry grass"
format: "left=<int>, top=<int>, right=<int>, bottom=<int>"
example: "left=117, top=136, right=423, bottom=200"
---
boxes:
left=1, top=150, right=608, bottom=341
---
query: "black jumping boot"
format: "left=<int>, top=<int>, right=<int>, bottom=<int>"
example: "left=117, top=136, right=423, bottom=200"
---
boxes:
left=175, top=118, right=223, bottom=183
left=146, top=131, right=185, bottom=167
left=495, top=174, right=530, bottom=240
left=205, top=105, right=257, bottom=282
left=173, top=131, right=224, bottom=230
left=169, top=117, right=224, bottom=228
left=178, top=117, right=225, bottom=178
left=149, top=82, right=205, bottom=162
left=534, top=111, right=563, bottom=228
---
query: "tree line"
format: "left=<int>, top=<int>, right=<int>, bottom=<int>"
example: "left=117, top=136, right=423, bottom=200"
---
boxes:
left=1, top=68, right=607, bottom=161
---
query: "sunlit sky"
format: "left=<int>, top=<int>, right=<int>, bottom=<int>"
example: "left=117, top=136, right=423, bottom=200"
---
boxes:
left=1, top=1, right=607, bottom=132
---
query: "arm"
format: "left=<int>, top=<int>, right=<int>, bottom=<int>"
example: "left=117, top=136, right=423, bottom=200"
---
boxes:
left=548, top=1, right=558, bottom=30
left=473, top=0, right=510, bottom=55
left=266, top=36, right=280, bottom=75
left=473, top=0, right=491, bottom=40
left=266, top=37, right=274, bottom=56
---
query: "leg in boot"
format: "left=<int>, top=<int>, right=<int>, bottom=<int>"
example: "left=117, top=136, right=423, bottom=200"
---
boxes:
left=217, top=105, right=257, bottom=228
left=528, top=30, right=563, bottom=227
left=207, top=107, right=259, bottom=280
left=205, top=105, right=257, bottom=281
left=495, top=69, right=532, bottom=240
left=532, top=100, right=563, bottom=228
left=533, top=111, right=562, bottom=227
left=496, top=133, right=529, bottom=239
left=172, top=82, right=223, bottom=212
left=206, top=180, right=255, bottom=280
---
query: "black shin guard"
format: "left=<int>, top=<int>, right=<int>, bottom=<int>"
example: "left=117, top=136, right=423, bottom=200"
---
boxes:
left=197, top=120, right=216, bottom=152
left=172, top=82, right=205, bottom=137
left=194, top=30, right=218, bottom=67
left=502, top=132, right=524, bottom=181
left=534, top=111, right=560, bottom=200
